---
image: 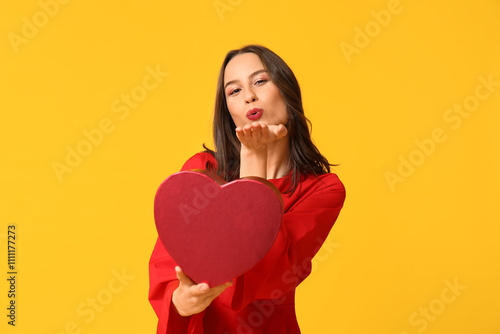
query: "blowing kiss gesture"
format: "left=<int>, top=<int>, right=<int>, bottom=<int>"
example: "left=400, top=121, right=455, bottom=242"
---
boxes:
left=236, top=122, right=288, bottom=180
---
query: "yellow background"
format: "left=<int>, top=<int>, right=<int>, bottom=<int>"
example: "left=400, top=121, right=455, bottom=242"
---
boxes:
left=1, top=0, right=499, bottom=333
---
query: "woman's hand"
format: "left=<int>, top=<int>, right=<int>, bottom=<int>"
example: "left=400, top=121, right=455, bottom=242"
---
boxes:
left=236, top=122, right=288, bottom=179
left=235, top=122, right=288, bottom=151
left=171, top=266, right=232, bottom=317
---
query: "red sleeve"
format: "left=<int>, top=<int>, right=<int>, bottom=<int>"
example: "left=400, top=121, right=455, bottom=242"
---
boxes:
left=148, top=152, right=213, bottom=334
left=230, top=173, right=346, bottom=310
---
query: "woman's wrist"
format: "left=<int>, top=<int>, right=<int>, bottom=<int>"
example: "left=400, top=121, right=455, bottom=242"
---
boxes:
left=172, top=288, right=191, bottom=317
left=239, top=145, right=267, bottom=179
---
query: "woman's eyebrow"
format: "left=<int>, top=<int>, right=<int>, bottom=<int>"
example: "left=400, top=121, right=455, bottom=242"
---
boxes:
left=224, top=69, right=268, bottom=90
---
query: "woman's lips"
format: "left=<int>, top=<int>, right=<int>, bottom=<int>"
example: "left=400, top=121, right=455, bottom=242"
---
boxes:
left=246, top=108, right=263, bottom=121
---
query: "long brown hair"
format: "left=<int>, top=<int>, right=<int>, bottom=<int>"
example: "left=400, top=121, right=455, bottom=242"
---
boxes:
left=203, top=44, right=337, bottom=194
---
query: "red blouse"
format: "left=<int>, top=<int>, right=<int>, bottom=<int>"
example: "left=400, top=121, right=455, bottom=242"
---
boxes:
left=149, top=152, right=346, bottom=333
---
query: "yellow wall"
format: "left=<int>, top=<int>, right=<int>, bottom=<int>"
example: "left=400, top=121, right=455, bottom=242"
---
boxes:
left=1, top=0, right=499, bottom=333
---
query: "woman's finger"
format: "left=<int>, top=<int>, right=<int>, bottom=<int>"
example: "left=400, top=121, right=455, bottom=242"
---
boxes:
left=250, top=122, right=261, bottom=130
left=252, top=124, right=263, bottom=140
left=210, top=280, right=233, bottom=298
left=270, top=124, right=287, bottom=139
left=276, top=124, right=287, bottom=138
left=260, top=123, right=269, bottom=141
left=200, top=280, right=232, bottom=300
left=175, top=266, right=195, bottom=286
left=192, top=283, right=210, bottom=295
left=242, top=125, right=253, bottom=139
left=236, top=128, right=243, bottom=141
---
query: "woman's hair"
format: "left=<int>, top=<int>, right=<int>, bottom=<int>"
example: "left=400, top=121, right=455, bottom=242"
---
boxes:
left=203, top=44, right=337, bottom=194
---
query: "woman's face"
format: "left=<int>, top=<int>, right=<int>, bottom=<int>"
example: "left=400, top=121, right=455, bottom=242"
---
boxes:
left=223, top=52, right=288, bottom=128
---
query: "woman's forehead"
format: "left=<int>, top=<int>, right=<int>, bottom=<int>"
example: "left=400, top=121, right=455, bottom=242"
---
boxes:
left=224, top=53, right=265, bottom=84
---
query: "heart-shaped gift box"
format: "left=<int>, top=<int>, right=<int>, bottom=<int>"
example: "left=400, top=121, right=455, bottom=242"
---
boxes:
left=154, top=169, right=283, bottom=287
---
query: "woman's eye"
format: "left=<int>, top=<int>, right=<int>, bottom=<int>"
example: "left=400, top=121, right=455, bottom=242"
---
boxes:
left=228, top=88, right=240, bottom=96
left=228, top=80, right=266, bottom=96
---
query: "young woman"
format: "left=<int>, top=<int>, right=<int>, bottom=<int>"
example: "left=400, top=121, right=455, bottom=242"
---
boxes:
left=149, top=44, right=346, bottom=333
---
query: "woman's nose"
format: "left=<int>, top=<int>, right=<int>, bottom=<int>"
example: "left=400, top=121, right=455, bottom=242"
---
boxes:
left=244, top=88, right=258, bottom=104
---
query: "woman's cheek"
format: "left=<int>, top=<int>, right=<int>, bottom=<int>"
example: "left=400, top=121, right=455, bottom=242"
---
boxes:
left=228, top=108, right=243, bottom=128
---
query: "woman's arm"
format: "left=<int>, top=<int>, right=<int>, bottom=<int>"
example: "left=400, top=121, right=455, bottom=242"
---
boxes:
left=236, top=122, right=287, bottom=179
left=149, top=153, right=231, bottom=334
left=149, top=237, right=231, bottom=334
left=149, top=238, right=198, bottom=334
left=230, top=173, right=346, bottom=310
left=230, top=121, right=347, bottom=310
